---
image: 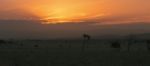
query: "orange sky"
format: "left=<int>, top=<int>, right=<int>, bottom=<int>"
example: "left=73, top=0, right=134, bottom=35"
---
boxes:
left=0, top=0, right=150, bottom=24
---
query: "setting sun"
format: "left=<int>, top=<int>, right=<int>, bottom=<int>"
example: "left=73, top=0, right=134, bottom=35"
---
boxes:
left=0, top=0, right=149, bottom=24
left=24, top=0, right=106, bottom=24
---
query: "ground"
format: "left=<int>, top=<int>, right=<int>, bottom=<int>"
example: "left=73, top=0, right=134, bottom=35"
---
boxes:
left=0, top=40, right=150, bottom=66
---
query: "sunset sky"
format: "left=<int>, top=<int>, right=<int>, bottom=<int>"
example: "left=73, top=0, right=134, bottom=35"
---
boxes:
left=0, top=0, right=150, bottom=39
left=0, top=0, right=150, bottom=23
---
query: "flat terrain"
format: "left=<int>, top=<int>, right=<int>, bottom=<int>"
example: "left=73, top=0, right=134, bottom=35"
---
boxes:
left=0, top=40, right=150, bottom=66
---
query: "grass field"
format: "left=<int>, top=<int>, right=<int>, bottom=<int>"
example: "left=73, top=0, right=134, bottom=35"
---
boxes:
left=0, top=40, right=150, bottom=66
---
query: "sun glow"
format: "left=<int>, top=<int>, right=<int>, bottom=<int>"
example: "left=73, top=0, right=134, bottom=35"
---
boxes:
left=41, top=13, right=105, bottom=24
left=39, top=8, right=99, bottom=24
left=25, top=0, right=106, bottom=24
left=1, top=0, right=150, bottom=24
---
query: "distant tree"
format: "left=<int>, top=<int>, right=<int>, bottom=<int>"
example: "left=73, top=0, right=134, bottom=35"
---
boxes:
left=111, top=41, right=120, bottom=48
left=83, top=34, right=91, bottom=40
left=127, top=35, right=135, bottom=52
left=0, top=40, right=6, bottom=44
left=81, top=34, right=91, bottom=54
left=147, top=40, right=150, bottom=51
left=34, top=44, right=39, bottom=48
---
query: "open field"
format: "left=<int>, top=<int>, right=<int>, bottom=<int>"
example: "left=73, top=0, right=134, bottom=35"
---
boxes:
left=0, top=40, right=150, bottom=66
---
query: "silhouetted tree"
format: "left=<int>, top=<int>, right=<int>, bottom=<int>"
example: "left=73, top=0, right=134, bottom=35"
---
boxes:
left=127, top=34, right=134, bottom=52
left=83, top=34, right=91, bottom=40
left=111, top=41, right=120, bottom=48
left=81, top=34, right=91, bottom=54
left=34, top=44, right=39, bottom=48
left=0, top=40, right=6, bottom=44
left=147, top=40, right=150, bottom=51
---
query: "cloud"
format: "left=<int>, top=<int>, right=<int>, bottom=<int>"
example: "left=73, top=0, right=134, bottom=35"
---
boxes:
left=0, top=0, right=150, bottom=24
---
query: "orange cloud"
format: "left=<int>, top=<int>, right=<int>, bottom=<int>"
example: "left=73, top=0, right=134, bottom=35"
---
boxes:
left=0, top=0, right=150, bottom=24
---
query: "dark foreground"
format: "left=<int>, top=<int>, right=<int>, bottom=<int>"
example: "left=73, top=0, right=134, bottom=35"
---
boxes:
left=0, top=40, right=150, bottom=66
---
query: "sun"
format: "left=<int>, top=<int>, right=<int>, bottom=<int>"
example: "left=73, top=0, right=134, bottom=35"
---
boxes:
left=40, top=7, right=90, bottom=24
left=41, top=16, right=84, bottom=24
left=26, top=0, right=106, bottom=24
left=40, top=12, right=104, bottom=24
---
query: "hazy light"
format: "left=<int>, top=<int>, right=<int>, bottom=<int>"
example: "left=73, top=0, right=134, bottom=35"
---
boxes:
left=0, top=0, right=149, bottom=24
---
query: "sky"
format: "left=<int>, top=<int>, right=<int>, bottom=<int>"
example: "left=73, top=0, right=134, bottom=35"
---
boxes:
left=0, top=0, right=150, bottom=23
left=0, top=0, right=150, bottom=39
